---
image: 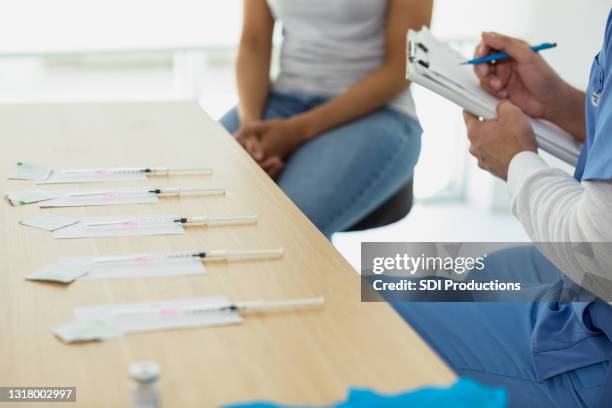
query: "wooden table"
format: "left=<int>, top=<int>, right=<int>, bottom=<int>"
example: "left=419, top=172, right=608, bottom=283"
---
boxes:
left=0, top=102, right=454, bottom=407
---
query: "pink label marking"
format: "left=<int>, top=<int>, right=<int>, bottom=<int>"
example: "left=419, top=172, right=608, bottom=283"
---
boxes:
left=135, top=255, right=154, bottom=264
left=120, top=220, right=139, bottom=228
left=103, top=192, right=120, bottom=199
left=95, top=169, right=110, bottom=176
left=159, top=308, right=179, bottom=317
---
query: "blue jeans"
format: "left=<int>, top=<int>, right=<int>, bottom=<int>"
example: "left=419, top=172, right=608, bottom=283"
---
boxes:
left=220, top=91, right=422, bottom=238
left=392, top=246, right=608, bottom=408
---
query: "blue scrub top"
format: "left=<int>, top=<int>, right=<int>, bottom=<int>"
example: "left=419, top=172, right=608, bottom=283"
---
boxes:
left=532, top=10, right=612, bottom=382
left=575, top=11, right=612, bottom=181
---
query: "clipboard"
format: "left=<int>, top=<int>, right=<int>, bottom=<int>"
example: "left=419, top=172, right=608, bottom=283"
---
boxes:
left=406, top=26, right=582, bottom=166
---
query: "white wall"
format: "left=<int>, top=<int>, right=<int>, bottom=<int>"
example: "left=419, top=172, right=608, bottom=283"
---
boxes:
left=526, top=0, right=609, bottom=88
left=0, top=0, right=243, bottom=53
left=433, top=0, right=609, bottom=87
left=430, top=1, right=610, bottom=211
left=433, top=0, right=531, bottom=40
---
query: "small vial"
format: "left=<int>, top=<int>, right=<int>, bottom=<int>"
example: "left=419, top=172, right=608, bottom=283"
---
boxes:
left=129, top=361, right=161, bottom=408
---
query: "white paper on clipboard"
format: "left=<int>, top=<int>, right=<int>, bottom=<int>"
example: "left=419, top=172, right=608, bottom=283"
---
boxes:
left=406, top=27, right=582, bottom=166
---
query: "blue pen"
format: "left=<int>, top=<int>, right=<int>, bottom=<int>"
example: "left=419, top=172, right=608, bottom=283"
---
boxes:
left=462, top=42, right=557, bottom=65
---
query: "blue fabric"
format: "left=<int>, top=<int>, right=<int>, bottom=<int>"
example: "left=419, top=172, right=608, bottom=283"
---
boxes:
left=391, top=246, right=609, bottom=408
left=224, top=378, right=507, bottom=408
left=587, top=302, right=612, bottom=407
left=566, top=13, right=612, bottom=404
left=538, top=10, right=612, bottom=408
left=219, top=91, right=422, bottom=238
left=575, top=10, right=612, bottom=181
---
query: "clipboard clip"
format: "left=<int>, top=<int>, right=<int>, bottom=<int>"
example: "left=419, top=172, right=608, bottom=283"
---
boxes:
left=408, top=30, right=430, bottom=69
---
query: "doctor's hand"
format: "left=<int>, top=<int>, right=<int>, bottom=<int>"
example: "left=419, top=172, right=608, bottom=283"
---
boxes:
left=474, top=32, right=567, bottom=119
left=463, top=101, right=538, bottom=181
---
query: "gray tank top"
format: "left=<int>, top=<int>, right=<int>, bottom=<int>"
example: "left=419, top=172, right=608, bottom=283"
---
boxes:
left=267, top=0, right=417, bottom=119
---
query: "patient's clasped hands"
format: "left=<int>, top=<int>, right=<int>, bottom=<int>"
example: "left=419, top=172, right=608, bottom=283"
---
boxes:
left=235, top=117, right=308, bottom=178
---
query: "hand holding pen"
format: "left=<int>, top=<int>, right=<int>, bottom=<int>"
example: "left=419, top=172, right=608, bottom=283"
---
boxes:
left=471, top=32, right=567, bottom=119
left=463, top=32, right=586, bottom=182
left=463, top=42, right=556, bottom=66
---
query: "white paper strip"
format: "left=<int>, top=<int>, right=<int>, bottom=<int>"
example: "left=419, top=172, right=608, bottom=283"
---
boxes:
left=53, top=320, right=121, bottom=343
left=27, top=262, right=90, bottom=283
left=74, top=296, right=242, bottom=335
left=20, top=214, right=80, bottom=232
left=52, top=215, right=185, bottom=239
left=84, top=257, right=205, bottom=279
left=40, top=190, right=159, bottom=207
left=6, top=190, right=60, bottom=206
left=38, top=170, right=147, bottom=185
left=7, top=162, right=53, bottom=181
left=27, top=257, right=206, bottom=283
